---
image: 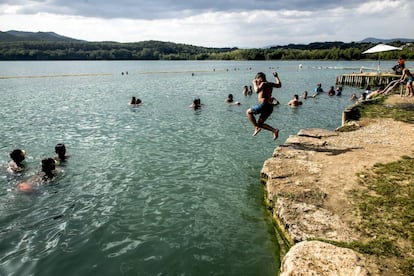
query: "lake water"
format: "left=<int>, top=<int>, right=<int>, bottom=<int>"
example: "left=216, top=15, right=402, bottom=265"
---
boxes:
left=0, top=60, right=396, bottom=276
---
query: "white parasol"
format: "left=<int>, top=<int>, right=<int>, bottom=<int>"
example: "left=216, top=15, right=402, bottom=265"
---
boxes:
left=362, top=44, right=402, bottom=72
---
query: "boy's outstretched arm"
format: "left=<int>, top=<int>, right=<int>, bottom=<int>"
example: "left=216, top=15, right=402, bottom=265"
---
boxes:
left=272, top=72, right=282, bottom=88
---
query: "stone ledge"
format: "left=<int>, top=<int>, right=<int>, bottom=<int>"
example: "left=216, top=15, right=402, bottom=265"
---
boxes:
left=275, top=198, right=357, bottom=243
left=280, top=241, right=378, bottom=276
left=261, top=127, right=379, bottom=274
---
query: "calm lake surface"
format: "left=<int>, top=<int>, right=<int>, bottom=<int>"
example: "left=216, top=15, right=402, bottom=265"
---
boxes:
left=0, top=60, right=395, bottom=276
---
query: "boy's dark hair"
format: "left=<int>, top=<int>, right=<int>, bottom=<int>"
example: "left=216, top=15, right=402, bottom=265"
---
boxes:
left=255, top=72, right=266, bottom=81
left=55, top=144, right=66, bottom=154
left=10, top=149, right=25, bottom=163
left=42, top=158, right=56, bottom=177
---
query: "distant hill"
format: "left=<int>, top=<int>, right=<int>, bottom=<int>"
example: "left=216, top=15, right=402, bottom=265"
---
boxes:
left=0, top=30, right=85, bottom=43
left=0, top=30, right=413, bottom=61
left=2, top=30, right=413, bottom=47
left=360, top=37, right=414, bottom=43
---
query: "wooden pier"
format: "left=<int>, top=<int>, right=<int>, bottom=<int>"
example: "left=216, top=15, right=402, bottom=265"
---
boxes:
left=335, top=72, right=400, bottom=88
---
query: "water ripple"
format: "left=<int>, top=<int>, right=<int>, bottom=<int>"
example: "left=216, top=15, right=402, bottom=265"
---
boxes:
left=0, top=60, right=373, bottom=276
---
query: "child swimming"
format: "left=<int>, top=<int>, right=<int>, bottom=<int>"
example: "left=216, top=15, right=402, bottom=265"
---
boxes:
left=17, top=158, right=58, bottom=193
left=7, top=149, right=26, bottom=173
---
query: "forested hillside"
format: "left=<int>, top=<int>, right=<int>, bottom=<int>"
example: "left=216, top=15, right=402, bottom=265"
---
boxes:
left=0, top=31, right=412, bottom=61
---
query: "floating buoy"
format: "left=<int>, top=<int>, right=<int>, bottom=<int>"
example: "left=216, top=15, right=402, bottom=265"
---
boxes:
left=299, top=64, right=303, bottom=69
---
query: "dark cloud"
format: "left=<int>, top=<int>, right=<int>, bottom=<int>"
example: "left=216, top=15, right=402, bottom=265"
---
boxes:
left=12, top=0, right=367, bottom=19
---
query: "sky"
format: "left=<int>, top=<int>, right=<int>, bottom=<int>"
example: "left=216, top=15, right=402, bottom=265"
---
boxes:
left=0, top=0, right=413, bottom=48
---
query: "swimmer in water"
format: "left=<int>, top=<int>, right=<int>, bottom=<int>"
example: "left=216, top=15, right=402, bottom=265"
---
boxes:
left=7, top=149, right=26, bottom=173
left=55, top=143, right=68, bottom=163
left=288, top=94, right=303, bottom=107
left=17, top=158, right=58, bottom=193
left=190, top=98, right=203, bottom=110
left=225, top=94, right=234, bottom=103
left=129, top=96, right=137, bottom=105
left=128, top=96, right=142, bottom=106
left=225, top=94, right=241, bottom=105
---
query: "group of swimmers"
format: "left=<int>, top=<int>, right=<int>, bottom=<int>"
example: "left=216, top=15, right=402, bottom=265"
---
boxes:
left=284, top=83, right=345, bottom=107
left=242, top=86, right=253, bottom=96
left=7, top=144, right=68, bottom=193
left=304, top=83, right=343, bottom=98
left=285, top=83, right=344, bottom=106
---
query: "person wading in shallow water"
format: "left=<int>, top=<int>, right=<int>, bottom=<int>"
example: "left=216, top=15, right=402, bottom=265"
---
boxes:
left=246, top=71, right=282, bottom=140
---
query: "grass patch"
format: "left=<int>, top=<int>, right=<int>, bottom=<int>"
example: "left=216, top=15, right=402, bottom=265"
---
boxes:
left=355, top=95, right=414, bottom=124
left=351, top=155, right=414, bottom=274
left=319, top=237, right=400, bottom=256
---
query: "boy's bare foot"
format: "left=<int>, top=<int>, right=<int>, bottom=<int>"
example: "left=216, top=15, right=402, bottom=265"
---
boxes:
left=253, top=127, right=261, bottom=136
left=273, top=129, right=279, bottom=140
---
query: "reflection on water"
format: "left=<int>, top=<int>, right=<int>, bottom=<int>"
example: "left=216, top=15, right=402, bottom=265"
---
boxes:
left=0, top=60, right=393, bottom=276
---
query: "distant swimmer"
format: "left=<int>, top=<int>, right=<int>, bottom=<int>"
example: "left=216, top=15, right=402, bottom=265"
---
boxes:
left=350, top=93, right=358, bottom=101
left=190, top=98, right=203, bottom=110
left=302, top=91, right=308, bottom=99
left=246, top=71, right=282, bottom=140
left=55, top=143, right=69, bottom=163
left=128, top=96, right=142, bottom=106
left=225, top=93, right=234, bottom=103
left=7, top=149, right=26, bottom=173
left=225, top=94, right=241, bottom=105
left=248, top=86, right=253, bottom=96
left=311, top=83, right=324, bottom=97
left=242, top=86, right=249, bottom=96
left=336, top=86, right=343, bottom=96
left=327, top=86, right=335, bottom=96
left=17, top=158, right=58, bottom=193
left=288, top=94, right=303, bottom=107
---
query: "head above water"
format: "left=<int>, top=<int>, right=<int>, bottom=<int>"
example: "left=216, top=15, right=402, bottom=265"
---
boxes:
left=42, top=158, right=58, bottom=174
left=10, top=149, right=25, bottom=163
left=55, top=143, right=66, bottom=159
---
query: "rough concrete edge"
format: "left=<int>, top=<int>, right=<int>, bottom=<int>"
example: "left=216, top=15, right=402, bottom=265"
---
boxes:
left=260, top=135, right=367, bottom=275
left=260, top=117, right=373, bottom=274
left=260, top=101, right=367, bottom=251
left=260, top=172, right=294, bottom=259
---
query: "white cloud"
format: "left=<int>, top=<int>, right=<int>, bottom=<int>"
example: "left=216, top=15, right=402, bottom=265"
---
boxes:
left=0, top=0, right=413, bottom=47
left=356, top=0, right=401, bottom=15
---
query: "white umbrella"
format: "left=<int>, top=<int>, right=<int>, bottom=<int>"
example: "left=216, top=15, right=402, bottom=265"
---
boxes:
left=362, top=44, right=402, bottom=72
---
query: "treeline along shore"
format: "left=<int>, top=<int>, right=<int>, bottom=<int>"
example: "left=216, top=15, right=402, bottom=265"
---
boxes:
left=1, top=40, right=413, bottom=61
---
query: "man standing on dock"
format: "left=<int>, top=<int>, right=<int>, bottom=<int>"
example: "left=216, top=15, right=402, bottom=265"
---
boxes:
left=246, top=71, right=282, bottom=140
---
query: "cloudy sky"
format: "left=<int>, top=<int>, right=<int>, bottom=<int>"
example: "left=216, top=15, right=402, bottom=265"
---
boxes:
left=0, top=0, right=412, bottom=48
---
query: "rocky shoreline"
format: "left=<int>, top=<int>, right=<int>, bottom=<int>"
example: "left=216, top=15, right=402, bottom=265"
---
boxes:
left=261, top=95, right=414, bottom=275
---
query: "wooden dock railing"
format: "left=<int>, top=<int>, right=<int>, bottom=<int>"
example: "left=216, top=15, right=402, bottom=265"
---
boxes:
left=336, top=73, right=400, bottom=88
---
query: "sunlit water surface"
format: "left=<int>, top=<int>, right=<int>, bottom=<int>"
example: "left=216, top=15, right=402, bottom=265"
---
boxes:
left=0, top=60, right=395, bottom=275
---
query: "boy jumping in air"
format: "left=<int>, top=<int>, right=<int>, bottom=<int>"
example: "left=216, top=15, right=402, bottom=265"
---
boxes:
left=246, top=71, right=282, bottom=140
